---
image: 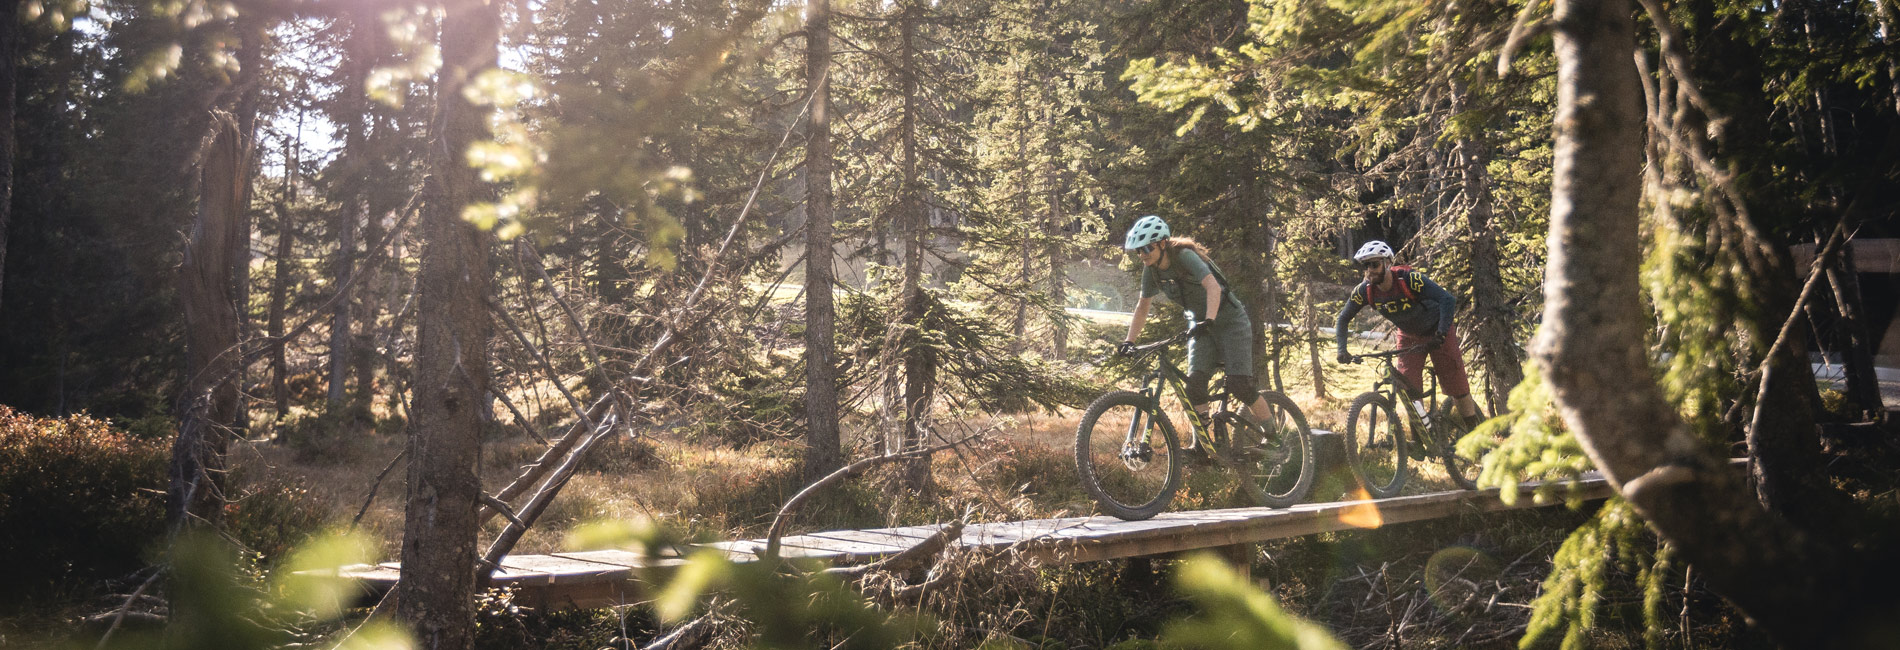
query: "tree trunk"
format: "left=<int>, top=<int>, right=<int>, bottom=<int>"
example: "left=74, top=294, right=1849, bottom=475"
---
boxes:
left=1011, top=72, right=1030, bottom=354
left=1261, top=222, right=1284, bottom=393
left=1451, top=76, right=1522, bottom=414
left=1304, top=279, right=1325, bottom=400
left=327, top=15, right=375, bottom=406
left=896, top=1, right=935, bottom=491
left=1045, top=159, right=1066, bottom=362
left=226, top=11, right=269, bottom=436
left=1535, top=1, right=1880, bottom=643
left=0, top=0, right=16, bottom=317
left=270, top=108, right=305, bottom=424
left=269, top=201, right=295, bottom=423
left=397, top=0, right=498, bottom=642
left=803, top=0, right=843, bottom=481
left=170, top=114, right=247, bottom=529
left=1825, top=245, right=1881, bottom=419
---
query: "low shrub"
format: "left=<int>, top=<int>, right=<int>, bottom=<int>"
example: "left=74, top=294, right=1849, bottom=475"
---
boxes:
left=0, top=405, right=168, bottom=607
left=276, top=402, right=378, bottom=464
left=223, top=472, right=335, bottom=562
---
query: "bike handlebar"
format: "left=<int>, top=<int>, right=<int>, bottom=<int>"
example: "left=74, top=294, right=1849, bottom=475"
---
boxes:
left=1130, top=330, right=1191, bottom=356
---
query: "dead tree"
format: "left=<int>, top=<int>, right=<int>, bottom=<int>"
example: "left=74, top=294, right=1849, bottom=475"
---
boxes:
left=170, top=113, right=247, bottom=530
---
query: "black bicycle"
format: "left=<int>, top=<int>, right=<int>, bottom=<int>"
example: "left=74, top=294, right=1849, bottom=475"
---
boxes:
left=1074, top=331, right=1316, bottom=520
left=1342, top=345, right=1484, bottom=498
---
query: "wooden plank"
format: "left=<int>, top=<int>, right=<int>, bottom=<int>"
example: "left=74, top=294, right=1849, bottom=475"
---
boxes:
left=960, top=518, right=1093, bottom=547
left=770, top=535, right=909, bottom=561
left=804, top=529, right=936, bottom=551
left=549, top=549, right=649, bottom=568
left=708, top=539, right=847, bottom=561
left=853, top=525, right=944, bottom=541
left=875, top=525, right=954, bottom=541
left=310, top=473, right=1630, bottom=610
left=495, top=555, right=631, bottom=586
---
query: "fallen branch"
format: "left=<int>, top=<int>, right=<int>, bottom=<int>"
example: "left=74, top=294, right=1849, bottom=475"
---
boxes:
left=491, top=387, right=551, bottom=445
left=351, top=448, right=408, bottom=528
left=478, top=393, right=615, bottom=527
left=477, top=413, right=621, bottom=589
left=491, top=299, right=597, bottom=431
left=92, top=569, right=163, bottom=650
left=824, top=522, right=965, bottom=580
left=763, top=433, right=984, bottom=560
left=641, top=612, right=719, bottom=650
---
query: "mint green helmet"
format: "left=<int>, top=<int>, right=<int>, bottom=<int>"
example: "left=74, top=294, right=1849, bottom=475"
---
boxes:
left=1124, top=215, right=1170, bottom=250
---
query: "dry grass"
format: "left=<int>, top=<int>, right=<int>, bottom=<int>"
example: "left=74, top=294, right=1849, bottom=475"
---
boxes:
left=229, top=337, right=1504, bottom=566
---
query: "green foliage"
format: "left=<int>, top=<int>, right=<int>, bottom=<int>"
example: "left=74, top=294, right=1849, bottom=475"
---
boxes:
left=0, top=406, right=168, bottom=606
left=1161, top=554, right=1348, bottom=649
left=94, top=530, right=411, bottom=650
left=1521, top=500, right=1667, bottom=650
left=1458, top=364, right=1594, bottom=506
left=839, top=287, right=1100, bottom=415
left=568, top=519, right=925, bottom=649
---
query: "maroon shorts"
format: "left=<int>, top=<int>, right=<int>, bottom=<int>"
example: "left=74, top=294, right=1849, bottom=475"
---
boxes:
left=1395, top=326, right=1471, bottom=399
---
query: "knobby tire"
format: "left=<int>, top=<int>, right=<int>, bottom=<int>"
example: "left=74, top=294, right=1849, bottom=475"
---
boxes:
left=1075, top=391, right=1182, bottom=520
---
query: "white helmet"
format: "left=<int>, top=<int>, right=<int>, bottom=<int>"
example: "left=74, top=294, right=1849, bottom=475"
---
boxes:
left=1353, top=240, right=1395, bottom=263
left=1124, top=215, right=1170, bottom=250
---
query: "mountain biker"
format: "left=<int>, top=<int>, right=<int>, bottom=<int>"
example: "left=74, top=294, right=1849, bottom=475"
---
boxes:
left=1116, top=215, right=1273, bottom=438
left=1334, top=240, right=1482, bottom=423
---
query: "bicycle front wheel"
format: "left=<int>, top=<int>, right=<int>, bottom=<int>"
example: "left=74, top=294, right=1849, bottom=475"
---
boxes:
left=1346, top=392, right=1409, bottom=499
left=1436, top=404, right=1487, bottom=490
left=1235, top=391, right=1315, bottom=508
left=1075, top=391, right=1183, bottom=520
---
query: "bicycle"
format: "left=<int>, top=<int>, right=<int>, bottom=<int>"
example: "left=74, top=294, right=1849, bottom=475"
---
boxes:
left=1074, top=330, right=1316, bottom=520
left=1341, top=345, right=1484, bottom=498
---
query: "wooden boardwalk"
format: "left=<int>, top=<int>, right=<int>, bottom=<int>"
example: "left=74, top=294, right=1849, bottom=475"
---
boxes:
left=330, top=475, right=1614, bottom=609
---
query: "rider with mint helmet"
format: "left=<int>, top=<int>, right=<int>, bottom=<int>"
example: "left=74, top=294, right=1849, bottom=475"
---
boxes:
left=1335, top=240, right=1482, bottom=422
left=1119, top=215, right=1272, bottom=429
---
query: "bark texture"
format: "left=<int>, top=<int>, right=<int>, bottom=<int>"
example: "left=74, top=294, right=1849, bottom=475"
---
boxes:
left=803, top=0, right=843, bottom=480
left=1825, top=245, right=1881, bottom=418
left=1535, top=0, right=1882, bottom=644
left=1451, top=77, right=1522, bottom=413
left=396, top=0, right=498, bottom=643
left=0, top=0, right=16, bottom=316
left=170, top=115, right=247, bottom=528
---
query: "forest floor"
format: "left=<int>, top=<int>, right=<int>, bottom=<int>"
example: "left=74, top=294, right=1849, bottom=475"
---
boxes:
left=210, top=346, right=1782, bottom=648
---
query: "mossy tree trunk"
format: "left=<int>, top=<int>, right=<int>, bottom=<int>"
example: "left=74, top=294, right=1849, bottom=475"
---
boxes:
left=1535, top=0, right=1887, bottom=643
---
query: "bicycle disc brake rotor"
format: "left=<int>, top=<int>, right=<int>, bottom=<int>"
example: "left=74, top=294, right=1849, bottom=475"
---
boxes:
left=1120, top=441, right=1154, bottom=470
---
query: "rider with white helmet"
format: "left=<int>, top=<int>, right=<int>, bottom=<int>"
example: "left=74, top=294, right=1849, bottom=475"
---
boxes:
left=1336, top=240, right=1482, bottom=423
left=1119, top=215, right=1274, bottom=432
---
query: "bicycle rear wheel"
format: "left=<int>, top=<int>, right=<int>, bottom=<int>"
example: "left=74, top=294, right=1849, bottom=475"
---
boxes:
left=1075, top=391, right=1183, bottom=520
left=1346, top=392, right=1408, bottom=498
left=1233, top=391, right=1315, bottom=508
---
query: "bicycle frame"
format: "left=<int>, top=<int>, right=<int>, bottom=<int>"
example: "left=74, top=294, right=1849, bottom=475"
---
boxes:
left=1122, top=335, right=1238, bottom=453
left=1364, top=348, right=1440, bottom=444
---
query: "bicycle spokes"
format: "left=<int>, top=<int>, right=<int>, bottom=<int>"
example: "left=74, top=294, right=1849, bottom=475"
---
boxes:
left=1077, top=393, right=1181, bottom=520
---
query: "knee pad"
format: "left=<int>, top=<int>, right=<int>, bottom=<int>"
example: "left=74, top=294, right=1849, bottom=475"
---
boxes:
left=1185, top=370, right=1213, bottom=405
left=1224, top=375, right=1258, bottom=403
